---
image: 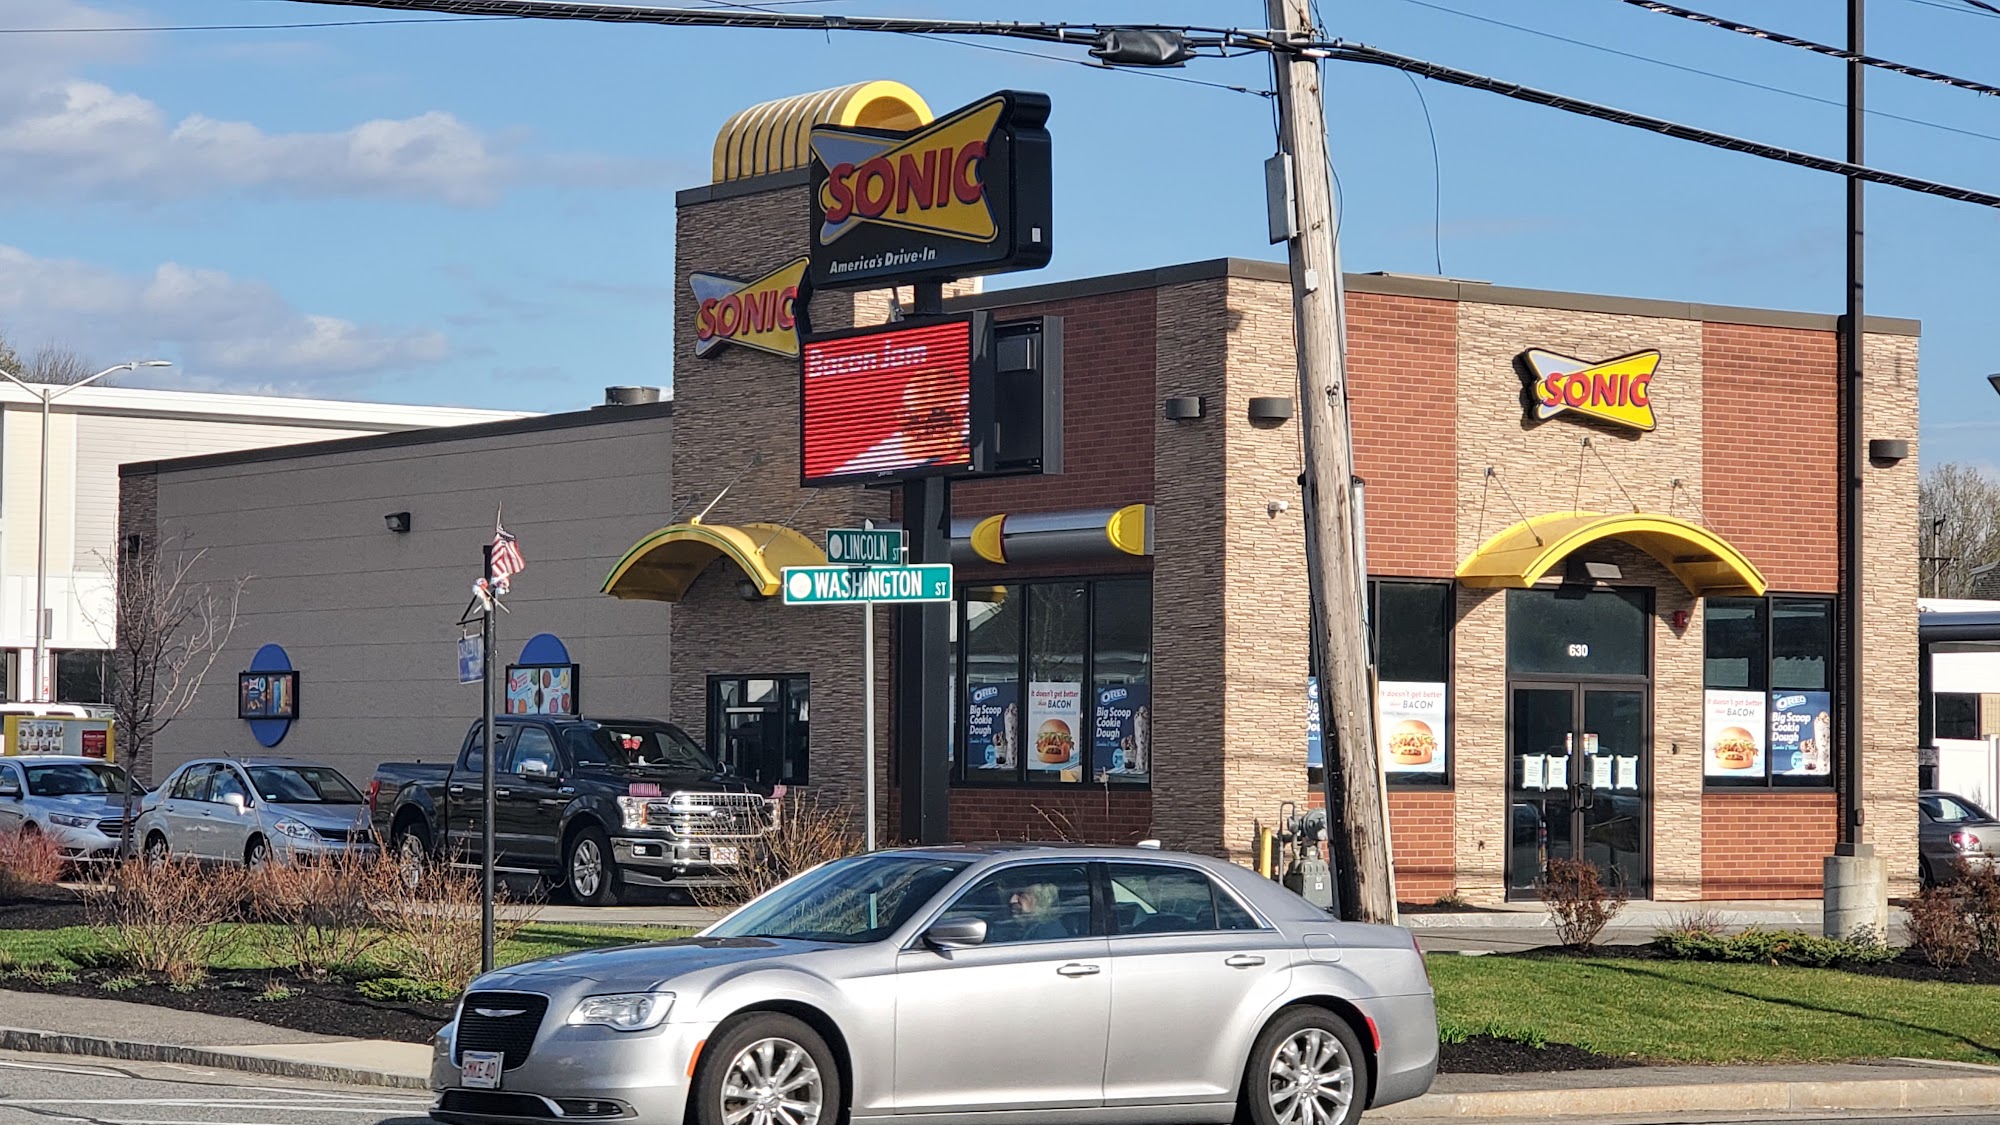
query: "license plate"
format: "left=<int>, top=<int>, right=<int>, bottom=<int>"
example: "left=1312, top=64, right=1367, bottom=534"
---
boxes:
left=712, top=845, right=741, bottom=866
left=461, top=1050, right=503, bottom=1090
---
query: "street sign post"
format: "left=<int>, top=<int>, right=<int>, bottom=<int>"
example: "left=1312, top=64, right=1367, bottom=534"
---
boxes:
left=825, top=527, right=905, bottom=564
left=782, top=564, right=953, bottom=605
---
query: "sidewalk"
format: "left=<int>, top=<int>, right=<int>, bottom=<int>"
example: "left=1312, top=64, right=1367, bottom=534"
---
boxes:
left=1404, top=898, right=1911, bottom=953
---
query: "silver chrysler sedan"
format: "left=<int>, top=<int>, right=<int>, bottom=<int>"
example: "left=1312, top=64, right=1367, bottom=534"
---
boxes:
left=429, top=844, right=1437, bottom=1125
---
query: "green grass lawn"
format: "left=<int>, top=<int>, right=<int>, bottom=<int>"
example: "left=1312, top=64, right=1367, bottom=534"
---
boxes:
left=0, top=922, right=692, bottom=974
left=1430, top=952, right=2000, bottom=1065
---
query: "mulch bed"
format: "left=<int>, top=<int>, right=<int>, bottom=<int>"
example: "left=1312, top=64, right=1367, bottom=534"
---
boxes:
left=1439, top=1034, right=1640, bottom=1074
left=1506, top=940, right=2000, bottom=985
left=0, top=887, right=90, bottom=931
left=0, top=966, right=453, bottom=1043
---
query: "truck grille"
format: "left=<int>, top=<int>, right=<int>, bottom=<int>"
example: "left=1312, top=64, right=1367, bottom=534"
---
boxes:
left=644, top=792, right=775, bottom=840
left=454, top=991, right=548, bottom=1069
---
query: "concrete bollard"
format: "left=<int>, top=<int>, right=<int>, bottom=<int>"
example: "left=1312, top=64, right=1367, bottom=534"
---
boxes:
left=1823, top=846, right=1889, bottom=941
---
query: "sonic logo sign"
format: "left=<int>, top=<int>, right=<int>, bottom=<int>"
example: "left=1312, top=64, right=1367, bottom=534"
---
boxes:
left=809, top=90, right=1052, bottom=290
left=690, top=257, right=809, bottom=359
left=1521, top=348, right=1661, bottom=433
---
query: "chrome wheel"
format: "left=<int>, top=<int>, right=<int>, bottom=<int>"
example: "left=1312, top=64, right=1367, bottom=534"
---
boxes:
left=570, top=837, right=603, bottom=899
left=1267, top=1027, right=1354, bottom=1125
left=246, top=839, right=271, bottom=868
left=719, top=1037, right=823, bottom=1125
left=143, top=835, right=169, bottom=864
left=395, top=832, right=427, bottom=888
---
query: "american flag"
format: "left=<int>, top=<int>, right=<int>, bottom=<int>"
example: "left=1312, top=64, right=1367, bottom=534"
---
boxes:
left=488, top=516, right=525, bottom=595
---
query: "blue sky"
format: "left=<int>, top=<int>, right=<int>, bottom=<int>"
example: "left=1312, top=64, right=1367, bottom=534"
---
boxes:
left=6, top=0, right=1999, bottom=468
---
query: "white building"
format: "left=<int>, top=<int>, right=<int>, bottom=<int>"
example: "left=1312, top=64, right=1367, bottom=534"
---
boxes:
left=0, top=381, right=528, bottom=702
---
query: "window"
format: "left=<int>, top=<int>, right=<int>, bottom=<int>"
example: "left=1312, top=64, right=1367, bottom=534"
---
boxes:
left=569, top=722, right=715, bottom=771
left=957, top=577, right=1152, bottom=785
left=24, top=761, right=124, bottom=797
left=1506, top=587, right=1650, bottom=677
left=708, top=853, right=970, bottom=943
left=1106, top=863, right=1262, bottom=935
left=1936, top=694, right=1981, bottom=741
left=461, top=725, right=514, bottom=777
left=208, top=767, right=249, bottom=805
left=1370, top=580, right=1454, bottom=787
left=1704, top=596, right=1838, bottom=788
left=1922, top=793, right=1991, bottom=824
left=248, top=764, right=363, bottom=804
left=938, top=862, right=1093, bottom=944
left=708, top=675, right=810, bottom=785
left=55, top=651, right=106, bottom=704
left=170, top=765, right=214, bottom=801
left=511, top=727, right=558, bottom=776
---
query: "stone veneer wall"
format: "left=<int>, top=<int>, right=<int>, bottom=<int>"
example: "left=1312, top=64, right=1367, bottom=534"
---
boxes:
left=1860, top=332, right=1921, bottom=898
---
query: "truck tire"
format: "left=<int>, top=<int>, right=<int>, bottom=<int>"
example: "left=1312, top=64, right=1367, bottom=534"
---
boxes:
left=564, top=824, right=621, bottom=906
left=392, top=822, right=430, bottom=889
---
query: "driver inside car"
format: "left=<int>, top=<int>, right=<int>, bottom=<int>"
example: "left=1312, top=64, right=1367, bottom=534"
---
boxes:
left=1003, top=880, right=1069, bottom=942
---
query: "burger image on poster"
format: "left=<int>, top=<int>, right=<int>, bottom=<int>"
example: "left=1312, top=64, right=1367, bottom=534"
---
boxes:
left=1036, top=719, right=1074, bottom=764
left=1711, top=726, right=1759, bottom=769
left=1387, top=719, right=1436, bottom=766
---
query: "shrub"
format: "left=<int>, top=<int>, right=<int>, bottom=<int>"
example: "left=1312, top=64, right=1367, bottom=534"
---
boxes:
left=99, top=976, right=141, bottom=993
left=375, top=851, right=538, bottom=990
left=1537, top=858, right=1627, bottom=949
left=256, top=982, right=296, bottom=1003
left=85, top=859, right=246, bottom=984
left=0, top=830, right=67, bottom=902
left=1905, top=884, right=1979, bottom=969
left=246, top=852, right=396, bottom=979
left=357, top=975, right=461, bottom=1004
left=1652, top=926, right=1896, bottom=967
left=1951, top=859, right=2000, bottom=958
left=693, top=792, right=863, bottom=910
left=1654, top=908, right=1728, bottom=942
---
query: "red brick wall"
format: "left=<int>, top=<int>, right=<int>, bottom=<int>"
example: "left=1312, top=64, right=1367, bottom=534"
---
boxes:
left=949, top=787, right=1154, bottom=844
left=1701, top=790, right=1837, bottom=899
left=1345, top=293, right=1459, bottom=577
left=1701, top=323, right=1839, bottom=592
left=952, top=287, right=1158, bottom=517
left=1389, top=789, right=1457, bottom=903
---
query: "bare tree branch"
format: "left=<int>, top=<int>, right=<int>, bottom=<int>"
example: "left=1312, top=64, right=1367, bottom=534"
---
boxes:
left=1919, top=463, right=2000, bottom=599
left=26, top=344, right=100, bottom=386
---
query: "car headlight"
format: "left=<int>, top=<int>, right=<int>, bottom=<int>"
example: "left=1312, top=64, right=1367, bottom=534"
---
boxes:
left=48, top=813, right=93, bottom=829
left=274, top=818, right=316, bottom=840
left=616, top=796, right=652, bottom=831
left=567, top=992, right=673, bottom=1031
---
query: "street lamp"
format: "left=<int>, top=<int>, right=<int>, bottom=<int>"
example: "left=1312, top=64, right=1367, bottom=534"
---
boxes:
left=0, top=361, right=173, bottom=701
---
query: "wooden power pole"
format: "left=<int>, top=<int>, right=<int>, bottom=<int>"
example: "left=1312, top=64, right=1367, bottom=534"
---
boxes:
left=1267, top=0, right=1396, bottom=923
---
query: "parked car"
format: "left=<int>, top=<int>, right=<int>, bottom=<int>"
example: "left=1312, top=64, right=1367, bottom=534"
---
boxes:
left=372, top=716, right=775, bottom=906
left=1919, top=789, right=2000, bottom=885
left=0, top=755, right=142, bottom=862
left=428, top=844, right=1435, bottom=1125
left=134, top=757, right=375, bottom=866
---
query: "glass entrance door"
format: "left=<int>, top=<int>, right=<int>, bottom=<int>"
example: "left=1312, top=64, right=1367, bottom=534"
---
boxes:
left=1508, top=683, right=1649, bottom=898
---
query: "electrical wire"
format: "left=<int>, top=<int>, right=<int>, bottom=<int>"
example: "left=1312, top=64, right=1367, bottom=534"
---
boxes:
left=914, top=34, right=1270, bottom=98
left=0, top=0, right=842, bottom=33
left=1396, top=0, right=2000, bottom=144
left=1613, top=0, right=2000, bottom=98
left=1399, top=69, right=1443, bottom=276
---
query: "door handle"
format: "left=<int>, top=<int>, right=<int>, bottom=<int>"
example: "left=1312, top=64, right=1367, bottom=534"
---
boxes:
left=495, top=788, right=512, bottom=799
left=1225, top=954, right=1267, bottom=968
left=449, top=786, right=466, bottom=795
left=1056, top=963, right=1101, bottom=977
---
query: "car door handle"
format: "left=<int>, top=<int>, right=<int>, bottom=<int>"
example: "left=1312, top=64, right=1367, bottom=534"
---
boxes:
left=1056, top=963, right=1101, bottom=977
left=1225, top=954, right=1267, bottom=968
left=449, top=786, right=466, bottom=795
left=494, top=788, right=512, bottom=799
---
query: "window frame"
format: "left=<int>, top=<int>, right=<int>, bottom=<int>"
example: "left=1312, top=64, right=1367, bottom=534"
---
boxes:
left=1934, top=692, right=1982, bottom=742
left=1368, top=577, right=1457, bottom=789
left=930, top=860, right=1101, bottom=946
left=952, top=574, right=1153, bottom=788
left=1702, top=593, right=1839, bottom=790
left=1100, top=859, right=1274, bottom=937
left=706, top=673, right=812, bottom=786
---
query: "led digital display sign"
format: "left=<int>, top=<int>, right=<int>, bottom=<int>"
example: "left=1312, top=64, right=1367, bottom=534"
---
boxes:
left=801, top=317, right=976, bottom=485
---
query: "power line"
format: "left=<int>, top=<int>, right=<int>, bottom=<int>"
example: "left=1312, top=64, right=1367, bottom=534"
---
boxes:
left=1400, top=0, right=2000, bottom=145
left=1616, top=1, right=2000, bottom=97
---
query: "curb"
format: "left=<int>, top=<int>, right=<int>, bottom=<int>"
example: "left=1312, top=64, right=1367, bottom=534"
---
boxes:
left=1399, top=910, right=1911, bottom=930
left=0, top=1027, right=430, bottom=1091
left=1371, top=1074, right=2000, bottom=1120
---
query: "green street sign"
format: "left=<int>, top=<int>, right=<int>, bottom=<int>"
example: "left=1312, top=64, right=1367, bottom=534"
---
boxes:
left=825, top=527, right=904, bottom=564
left=783, top=564, right=953, bottom=605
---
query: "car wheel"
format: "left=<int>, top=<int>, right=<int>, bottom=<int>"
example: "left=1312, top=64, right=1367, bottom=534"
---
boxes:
left=393, top=825, right=430, bottom=889
left=143, top=832, right=170, bottom=864
left=695, top=1012, right=839, bottom=1125
left=564, top=825, right=621, bottom=906
left=245, top=836, right=271, bottom=868
left=1241, top=1007, right=1367, bottom=1125
left=1920, top=856, right=1937, bottom=888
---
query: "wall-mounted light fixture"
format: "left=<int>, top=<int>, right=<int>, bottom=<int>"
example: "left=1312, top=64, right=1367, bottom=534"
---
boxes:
left=1248, top=396, right=1294, bottom=424
left=1565, top=558, right=1622, bottom=584
left=384, top=512, right=412, bottom=534
left=1163, top=395, right=1205, bottom=421
left=1867, top=439, right=1909, bottom=464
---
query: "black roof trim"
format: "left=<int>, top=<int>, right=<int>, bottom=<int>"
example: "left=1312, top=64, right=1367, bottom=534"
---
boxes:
left=676, top=168, right=809, bottom=207
left=122, top=400, right=673, bottom=478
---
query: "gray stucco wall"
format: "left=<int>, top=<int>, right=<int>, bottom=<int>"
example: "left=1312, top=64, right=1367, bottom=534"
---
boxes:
left=138, top=409, right=674, bottom=786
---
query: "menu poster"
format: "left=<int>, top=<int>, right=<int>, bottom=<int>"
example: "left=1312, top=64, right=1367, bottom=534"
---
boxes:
left=506, top=664, right=578, bottom=716
left=1094, top=683, right=1150, bottom=776
left=966, top=682, right=1019, bottom=770
left=1378, top=681, right=1448, bottom=776
left=1770, top=691, right=1834, bottom=777
left=1704, top=689, right=1768, bottom=777
left=1026, top=682, right=1083, bottom=773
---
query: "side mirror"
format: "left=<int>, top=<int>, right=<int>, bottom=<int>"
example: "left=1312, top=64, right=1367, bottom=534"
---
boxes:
left=519, top=759, right=552, bottom=780
left=924, top=918, right=988, bottom=951
left=223, top=792, right=248, bottom=814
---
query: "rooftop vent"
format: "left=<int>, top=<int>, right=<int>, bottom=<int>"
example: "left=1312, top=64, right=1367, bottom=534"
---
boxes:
left=603, top=386, right=662, bottom=408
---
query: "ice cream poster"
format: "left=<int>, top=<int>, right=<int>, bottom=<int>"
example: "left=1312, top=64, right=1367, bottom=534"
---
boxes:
left=506, top=664, right=577, bottom=716
left=1026, top=681, right=1082, bottom=773
left=1769, top=691, right=1833, bottom=777
left=1377, top=681, right=1447, bottom=775
left=1703, top=689, right=1767, bottom=777
left=1094, top=683, right=1150, bottom=776
left=965, top=682, right=1019, bottom=770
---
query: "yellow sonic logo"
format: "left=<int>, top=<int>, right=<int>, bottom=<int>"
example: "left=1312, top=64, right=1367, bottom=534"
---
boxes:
left=812, top=96, right=1004, bottom=245
left=690, top=257, right=809, bottom=359
left=1523, top=348, right=1661, bottom=433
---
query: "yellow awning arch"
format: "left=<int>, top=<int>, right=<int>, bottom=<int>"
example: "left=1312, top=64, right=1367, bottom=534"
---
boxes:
left=1456, top=511, right=1767, bottom=597
left=602, top=522, right=826, bottom=602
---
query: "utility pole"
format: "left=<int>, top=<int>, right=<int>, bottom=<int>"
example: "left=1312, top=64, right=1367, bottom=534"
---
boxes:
left=1267, top=0, right=1395, bottom=924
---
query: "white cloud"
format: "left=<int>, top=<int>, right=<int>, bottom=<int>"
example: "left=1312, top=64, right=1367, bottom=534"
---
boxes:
left=0, top=243, right=447, bottom=388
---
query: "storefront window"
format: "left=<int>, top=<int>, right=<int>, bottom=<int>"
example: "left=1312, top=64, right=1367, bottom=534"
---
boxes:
left=1703, top=596, right=1836, bottom=788
left=957, top=577, right=1151, bottom=785
left=1506, top=587, right=1649, bottom=678
left=1936, top=693, right=1981, bottom=741
left=1371, top=580, right=1452, bottom=787
left=55, top=651, right=107, bottom=705
left=708, top=674, right=810, bottom=786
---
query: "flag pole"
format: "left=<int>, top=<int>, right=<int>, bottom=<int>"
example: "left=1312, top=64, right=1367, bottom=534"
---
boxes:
left=480, top=542, right=497, bottom=974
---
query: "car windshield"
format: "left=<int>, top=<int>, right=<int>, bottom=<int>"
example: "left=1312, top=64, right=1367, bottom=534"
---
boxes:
left=248, top=765, right=364, bottom=804
left=569, top=723, right=717, bottom=772
left=24, top=762, right=128, bottom=797
left=708, top=854, right=971, bottom=944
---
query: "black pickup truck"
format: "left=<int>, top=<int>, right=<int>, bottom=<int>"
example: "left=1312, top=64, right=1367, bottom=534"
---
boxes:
left=369, top=716, right=776, bottom=905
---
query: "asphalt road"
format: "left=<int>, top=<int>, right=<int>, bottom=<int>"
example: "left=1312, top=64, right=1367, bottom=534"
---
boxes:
left=0, top=1051, right=430, bottom=1125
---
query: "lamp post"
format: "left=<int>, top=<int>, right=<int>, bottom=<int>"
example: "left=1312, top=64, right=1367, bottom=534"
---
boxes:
left=0, top=361, right=173, bottom=701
